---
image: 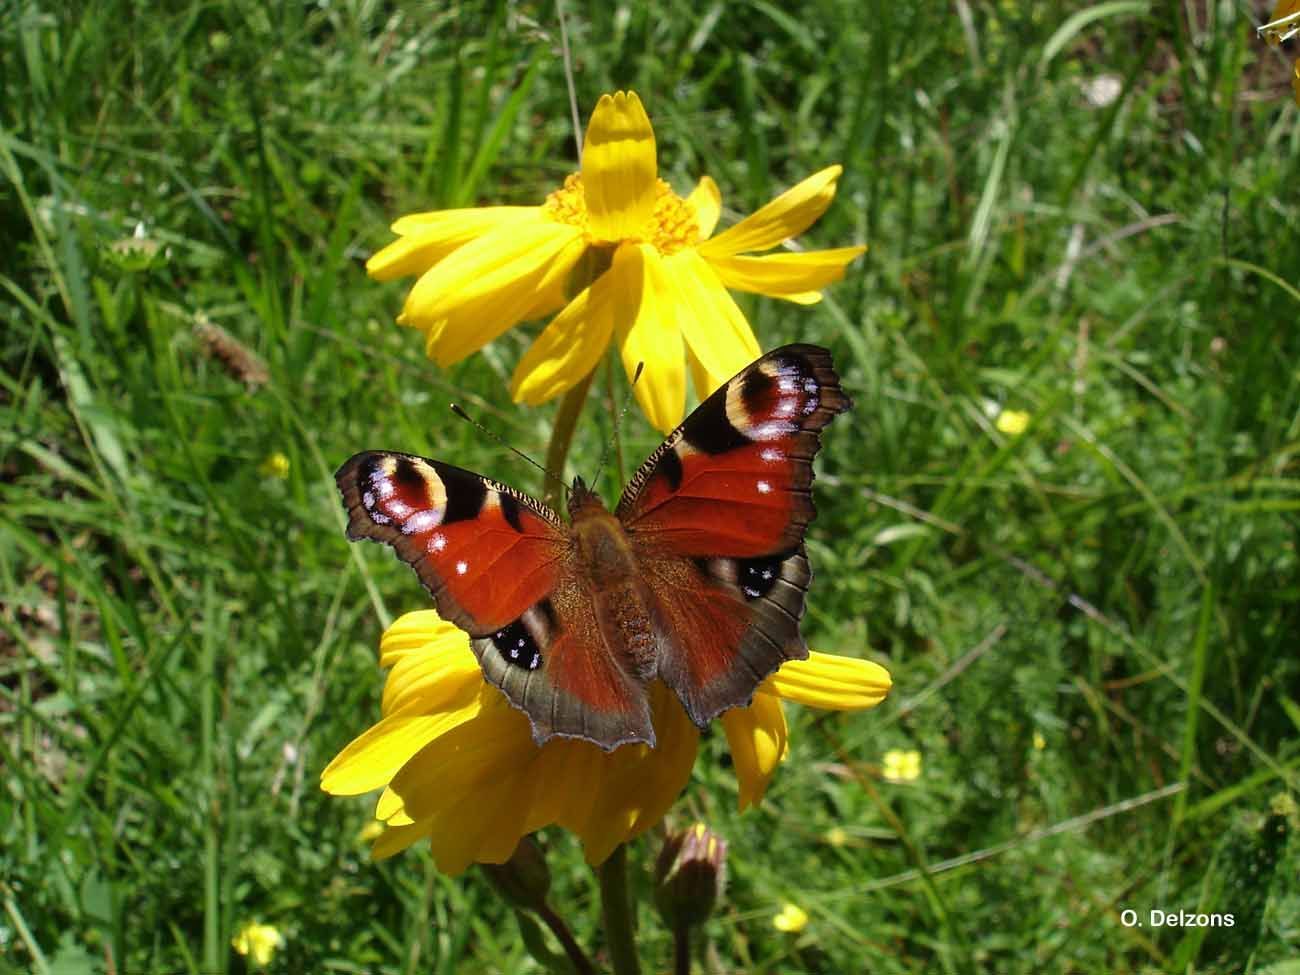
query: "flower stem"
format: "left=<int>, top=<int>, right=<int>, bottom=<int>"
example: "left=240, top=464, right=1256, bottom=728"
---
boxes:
left=598, top=845, right=641, bottom=975
left=542, top=367, right=597, bottom=509
left=535, top=904, right=597, bottom=975
left=673, top=924, right=691, bottom=975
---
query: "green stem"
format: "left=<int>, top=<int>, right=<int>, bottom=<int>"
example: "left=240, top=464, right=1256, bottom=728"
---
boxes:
left=542, top=367, right=597, bottom=509
left=598, top=845, right=641, bottom=975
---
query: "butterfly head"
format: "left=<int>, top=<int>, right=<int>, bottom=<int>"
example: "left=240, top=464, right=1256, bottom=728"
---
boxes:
left=567, top=475, right=608, bottom=518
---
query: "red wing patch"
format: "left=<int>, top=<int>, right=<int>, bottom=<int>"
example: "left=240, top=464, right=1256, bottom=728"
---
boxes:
left=336, top=452, right=565, bottom=635
left=617, top=343, right=850, bottom=557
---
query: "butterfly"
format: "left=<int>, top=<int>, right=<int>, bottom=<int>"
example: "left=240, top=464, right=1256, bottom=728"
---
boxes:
left=335, top=344, right=850, bottom=751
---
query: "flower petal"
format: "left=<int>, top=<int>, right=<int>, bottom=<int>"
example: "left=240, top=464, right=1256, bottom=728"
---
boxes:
left=699, top=165, right=844, bottom=258
left=389, top=205, right=539, bottom=238
left=628, top=686, right=700, bottom=835
left=397, top=220, right=577, bottom=340
left=524, top=738, right=604, bottom=835
left=319, top=700, right=486, bottom=796
left=378, top=610, right=466, bottom=669
left=722, top=693, right=789, bottom=811
left=368, top=207, right=542, bottom=281
left=576, top=744, right=654, bottom=865
left=371, top=819, right=432, bottom=861
left=664, top=249, right=761, bottom=395
left=509, top=243, right=636, bottom=406
left=687, top=176, right=722, bottom=240
left=768, top=651, right=892, bottom=710
left=427, top=774, right=527, bottom=874
left=706, top=246, right=866, bottom=300
left=618, top=245, right=685, bottom=433
left=582, top=91, right=659, bottom=242
left=381, top=647, right=483, bottom=718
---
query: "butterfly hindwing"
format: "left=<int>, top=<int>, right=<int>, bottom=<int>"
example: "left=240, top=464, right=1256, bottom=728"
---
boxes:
left=617, top=345, right=850, bottom=726
left=336, top=451, right=654, bottom=749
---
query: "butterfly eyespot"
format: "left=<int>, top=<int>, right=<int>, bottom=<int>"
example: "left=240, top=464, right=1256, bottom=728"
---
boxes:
left=455, top=560, right=469, bottom=575
left=492, top=619, right=542, bottom=671
left=738, top=554, right=787, bottom=601
left=756, top=480, right=773, bottom=494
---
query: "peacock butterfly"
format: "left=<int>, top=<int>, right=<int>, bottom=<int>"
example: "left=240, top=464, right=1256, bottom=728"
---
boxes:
left=335, top=344, right=850, bottom=751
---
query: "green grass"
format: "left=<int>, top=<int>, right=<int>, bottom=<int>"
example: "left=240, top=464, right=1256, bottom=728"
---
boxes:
left=3, top=1, right=1299, bottom=972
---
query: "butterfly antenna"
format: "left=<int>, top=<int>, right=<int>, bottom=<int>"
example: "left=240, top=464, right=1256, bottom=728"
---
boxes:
left=591, top=361, right=645, bottom=492
left=449, top=404, right=569, bottom=496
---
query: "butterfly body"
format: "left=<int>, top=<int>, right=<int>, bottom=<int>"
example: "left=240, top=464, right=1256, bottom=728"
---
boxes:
left=337, top=344, right=850, bottom=751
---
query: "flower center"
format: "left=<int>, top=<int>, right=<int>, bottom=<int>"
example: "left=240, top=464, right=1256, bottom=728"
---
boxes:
left=542, top=174, right=698, bottom=255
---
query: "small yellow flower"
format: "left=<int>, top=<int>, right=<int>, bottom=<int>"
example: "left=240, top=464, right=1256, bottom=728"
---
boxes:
left=824, top=826, right=850, bottom=847
left=231, top=922, right=284, bottom=967
left=995, top=408, right=1030, bottom=436
left=368, top=90, right=865, bottom=433
left=1032, top=731, right=1047, bottom=751
left=321, top=610, right=891, bottom=874
left=881, top=748, right=922, bottom=782
left=259, top=452, right=290, bottom=479
left=772, top=902, right=809, bottom=933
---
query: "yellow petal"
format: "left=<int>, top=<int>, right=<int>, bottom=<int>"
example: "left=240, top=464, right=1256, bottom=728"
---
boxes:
left=375, top=785, right=408, bottom=823
left=378, top=610, right=467, bottom=669
left=523, top=738, right=602, bottom=835
left=509, top=243, right=635, bottom=406
left=574, top=684, right=699, bottom=864
left=706, top=246, right=866, bottom=300
left=576, top=743, right=653, bottom=865
left=687, top=176, right=722, bottom=240
left=368, top=207, right=541, bottom=281
left=381, top=649, right=483, bottom=718
left=581, top=92, right=658, bottom=241
left=400, top=219, right=580, bottom=331
left=552, top=740, right=610, bottom=837
left=319, top=700, right=485, bottom=796
left=618, top=245, right=685, bottom=433
left=389, top=205, right=539, bottom=238
left=665, top=249, right=761, bottom=394
left=722, top=693, right=789, bottom=811
left=371, top=819, right=431, bottom=861
left=699, top=165, right=844, bottom=258
left=768, top=651, right=892, bottom=710
left=628, top=686, right=700, bottom=835
left=387, top=698, right=532, bottom=822
left=427, top=774, right=529, bottom=875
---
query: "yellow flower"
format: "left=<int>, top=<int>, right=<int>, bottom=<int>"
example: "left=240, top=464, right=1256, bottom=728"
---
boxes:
left=772, top=902, right=809, bottom=933
left=824, top=826, right=850, bottom=847
left=367, top=91, right=865, bottom=433
left=231, top=922, right=284, bottom=967
left=881, top=748, right=921, bottom=782
left=1032, top=730, right=1047, bottom=751
left=321, top=610, right=891, bottom=875
left=259, top=451, right=290, bottom=479
left=995, top=408, right=1030, bottom=436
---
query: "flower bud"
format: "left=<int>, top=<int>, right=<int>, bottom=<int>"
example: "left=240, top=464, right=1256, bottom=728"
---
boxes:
left=654, top=823, right=727, bottom=930
left=480, top=837, right=551, bottom=913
